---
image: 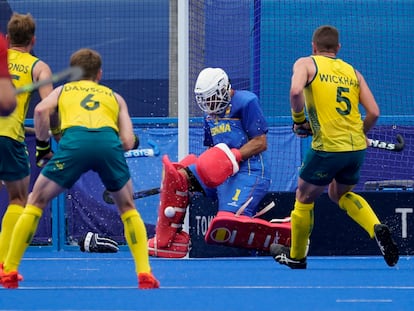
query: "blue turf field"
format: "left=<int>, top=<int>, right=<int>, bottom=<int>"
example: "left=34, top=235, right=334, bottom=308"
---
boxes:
left=0, top=251, right=413, bottom=311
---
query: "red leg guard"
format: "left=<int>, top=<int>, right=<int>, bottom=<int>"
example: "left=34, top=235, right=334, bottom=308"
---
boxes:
left=205, top=211, right=291, bottom=251
left=153, top=155, right=190, bottom=248
left=148, top=231, right=190, bottom=258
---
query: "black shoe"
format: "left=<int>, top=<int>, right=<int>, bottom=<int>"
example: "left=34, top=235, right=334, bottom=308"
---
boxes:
left=374, top=224, right=399, bottom=267
left=270, top=244, right=307, bottom=269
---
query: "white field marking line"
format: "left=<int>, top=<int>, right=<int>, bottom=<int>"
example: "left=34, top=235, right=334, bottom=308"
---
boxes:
left=336, top=299, right=393, bottom=303
left=15, top=285, right=414, bottom=290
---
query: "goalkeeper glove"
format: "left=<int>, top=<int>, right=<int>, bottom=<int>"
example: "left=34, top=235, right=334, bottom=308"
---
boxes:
left=78, top=232, right=119, bottom=253
left=35, top=139, right=53, bottom=167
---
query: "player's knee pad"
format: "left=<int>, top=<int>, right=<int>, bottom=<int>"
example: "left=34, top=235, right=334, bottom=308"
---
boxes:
left=148, top=231, right=190, bottom=258
left=205, top=211, right=291, bottom=251
left=154, top=155, right=190, bottom=248
left=196, top=143, right=242, bottom=188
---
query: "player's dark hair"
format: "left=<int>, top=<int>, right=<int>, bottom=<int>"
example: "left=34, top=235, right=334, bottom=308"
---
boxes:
left=7, top=13, right=36, bottom=46
left=312, top=25, right=339, bottom=53
left=70, top=48, right=102, bottom=80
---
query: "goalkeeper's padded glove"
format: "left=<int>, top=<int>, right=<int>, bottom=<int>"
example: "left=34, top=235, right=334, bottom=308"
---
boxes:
left=35, top=139, right=53, bottom=167
left=78, top=232, right=119, bottom=253
left=292, top=119, right=313, bottom=137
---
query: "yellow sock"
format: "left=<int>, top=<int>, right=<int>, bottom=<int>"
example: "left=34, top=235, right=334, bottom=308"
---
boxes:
left=4, top=204, right=43, bottom=272
left=121, top=209, right=151, bottom=274
left=290, top=201, right=314, bottom=260
left=0, top=204, right=24, bottom=263
left=338, top=192, right=380, bottom=238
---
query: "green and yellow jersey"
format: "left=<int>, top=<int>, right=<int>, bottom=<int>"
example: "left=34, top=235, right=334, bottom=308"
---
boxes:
left=304, top=55, right=366, bottom=152
left=1, top=49, right=39, bottom=142
left=57, top=80, right=119, bottom=132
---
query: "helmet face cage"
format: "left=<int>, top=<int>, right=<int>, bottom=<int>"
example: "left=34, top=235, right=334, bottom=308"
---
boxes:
left=194, top=68, right=231, bottom=115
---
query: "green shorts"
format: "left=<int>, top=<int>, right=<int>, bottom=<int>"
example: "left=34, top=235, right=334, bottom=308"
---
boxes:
left=0, top=136, right=30, bottom=181
left=299, top=149, right=366, bottom=186
left=41, top=127, right=130, bottom=191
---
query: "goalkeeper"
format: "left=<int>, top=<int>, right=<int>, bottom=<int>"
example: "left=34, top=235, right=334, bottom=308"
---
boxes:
left=0, top=48, right=159, bottom=289
left=148, top=68, right=291, bottom=258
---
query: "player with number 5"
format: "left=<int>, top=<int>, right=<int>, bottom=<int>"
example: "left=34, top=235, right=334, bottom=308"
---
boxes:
left=271, top=25, right=399, bottom=269
left=0, top=13, right=54, bottom=281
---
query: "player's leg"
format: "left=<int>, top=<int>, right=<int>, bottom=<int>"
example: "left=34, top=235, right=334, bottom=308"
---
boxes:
left=330, top=150, right=399, bottom=266
left=1, top=136, right=76, bottom=288
left=1, top=174, right=63, bottom=288
left=148, top=144, right=242, bottom=257
left=98, top=139, right=159, bottom=289
left=271, top=149, right=327, bottom=269
left=204, top=173, right=291, bottom=251
left=0, top=139, right=31, bottom=279
left=110, top=179, right=159, bottom=289
left=147, top=154, right=196, bottom=258
left=0, top=178, right=29, bottom=264
left=328, top=150, right=380, bottom=236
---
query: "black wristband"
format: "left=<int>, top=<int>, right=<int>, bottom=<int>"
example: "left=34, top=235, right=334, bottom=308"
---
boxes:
left=36, top=139, right=50, bottom=148
left=293, top=119, right=308, bottom=125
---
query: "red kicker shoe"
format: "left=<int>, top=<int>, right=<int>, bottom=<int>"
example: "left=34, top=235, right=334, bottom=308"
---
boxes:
left=0, top=263, right=23, bottom=282
left=138, top=272, right=160, bottom=289
left=0, top=270, right=19, bottom=289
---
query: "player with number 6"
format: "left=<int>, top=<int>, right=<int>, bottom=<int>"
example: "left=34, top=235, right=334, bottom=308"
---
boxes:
left=0, top=48, right=159, bottom=289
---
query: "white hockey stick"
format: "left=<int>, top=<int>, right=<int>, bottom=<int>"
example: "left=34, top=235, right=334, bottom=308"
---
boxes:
left=124, top=139, right=160, bottom=158
left=15, top=66, right=83, bottom=95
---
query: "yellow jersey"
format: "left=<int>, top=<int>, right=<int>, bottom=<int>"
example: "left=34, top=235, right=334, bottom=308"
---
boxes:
left=1, top=49, right=39, bottom=142
left=304, top=55, right=366, bottom=152
left=57, top=80, right=119, bottom=132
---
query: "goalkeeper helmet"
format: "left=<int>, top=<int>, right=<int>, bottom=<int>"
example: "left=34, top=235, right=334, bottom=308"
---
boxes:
left=194, top=67, right=231, bottom=115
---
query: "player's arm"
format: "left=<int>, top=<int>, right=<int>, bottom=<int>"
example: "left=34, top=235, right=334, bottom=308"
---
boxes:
left=32, top=60, right=53, bottom=100
left=0, top=78, right=16, bottom=116
left=33, top=86, right=61, bottom=166
left=290, top=57, right=310, bottom=114
left=115, top=92, right=138, bottom=151
left=33, top=60, right=60, bottom=141
left=34, top=86, right=61, bottom=140
left=290, top=57, right=313, bottom=137
left=238, top=134, right=267, bottom=160
left=355, top=70, right=380, bottom=135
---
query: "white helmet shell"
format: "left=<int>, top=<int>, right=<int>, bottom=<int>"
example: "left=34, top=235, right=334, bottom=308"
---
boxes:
left=194, top=67, right=231, bottom=115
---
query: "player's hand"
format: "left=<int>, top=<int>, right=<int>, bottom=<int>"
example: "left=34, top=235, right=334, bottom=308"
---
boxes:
left=78, top=232, right=119, bottom=253
left=133, top=133, right=139, bottom=149
left=292, top=120, right=312, bottom=138
left=35, top=139, right=53, bottom=167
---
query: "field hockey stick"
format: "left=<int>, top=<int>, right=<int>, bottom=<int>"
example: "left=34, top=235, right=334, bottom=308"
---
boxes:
left=296, top=128, right=405, bottom=152
left=124, top=139, right=160, bottom=158
left=367, top=134, right=405, bottom=152
left=103, top=187, right=160, bottom=204
left=15, top=66, right=83, bottom=95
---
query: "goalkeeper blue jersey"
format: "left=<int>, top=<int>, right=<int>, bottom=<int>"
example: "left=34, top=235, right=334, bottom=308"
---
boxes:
left=203, top=90, right=270, bottom=177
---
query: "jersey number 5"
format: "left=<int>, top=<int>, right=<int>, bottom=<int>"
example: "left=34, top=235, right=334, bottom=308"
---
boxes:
left=336, top=87, right=351, bottom=116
